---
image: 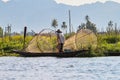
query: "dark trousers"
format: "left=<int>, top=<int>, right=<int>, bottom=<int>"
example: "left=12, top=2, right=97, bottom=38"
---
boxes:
left=58, top=43, right=63, bottom=52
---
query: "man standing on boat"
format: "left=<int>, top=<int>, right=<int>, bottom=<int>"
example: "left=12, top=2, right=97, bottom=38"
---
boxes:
left=56, top=29, right=65, bottom=52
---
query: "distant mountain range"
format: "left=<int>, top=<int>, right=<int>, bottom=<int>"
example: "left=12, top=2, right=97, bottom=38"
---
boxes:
left=0, top=0, right=120, bottom=32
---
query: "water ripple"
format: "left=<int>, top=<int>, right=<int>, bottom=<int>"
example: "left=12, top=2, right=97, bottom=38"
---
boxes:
left=0, top=57, right=120, bottom=80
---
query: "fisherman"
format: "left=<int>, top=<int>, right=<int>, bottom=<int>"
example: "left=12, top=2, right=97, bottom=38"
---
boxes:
left=56, top=29, right=65, bottom=52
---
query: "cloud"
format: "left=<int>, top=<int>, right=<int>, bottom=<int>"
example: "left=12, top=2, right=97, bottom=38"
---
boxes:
left=1, top=0, right=10, bottom=3
left=54, top=0, right=120, bottom=6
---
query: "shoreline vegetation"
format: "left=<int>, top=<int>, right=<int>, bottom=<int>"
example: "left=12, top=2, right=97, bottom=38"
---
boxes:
left=0, top=35, right=33, bottom=57
left=0, top=32, right=120, bottom=57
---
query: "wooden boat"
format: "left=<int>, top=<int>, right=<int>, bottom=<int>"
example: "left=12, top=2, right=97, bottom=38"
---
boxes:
left=13, top=50, right=88, bottom=57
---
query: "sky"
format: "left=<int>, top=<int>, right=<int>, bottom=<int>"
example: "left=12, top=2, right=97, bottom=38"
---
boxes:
left=0, top=0, right=120, bottom=33
left=55, top=0, right=120, bottom=6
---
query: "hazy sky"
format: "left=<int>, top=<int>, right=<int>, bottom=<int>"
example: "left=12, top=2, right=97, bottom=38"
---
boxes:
left=55, top=0, right=120, bottom=6
left=1, top=0, right=120, bottom=5
left=0, top=0, right=120, bottom=32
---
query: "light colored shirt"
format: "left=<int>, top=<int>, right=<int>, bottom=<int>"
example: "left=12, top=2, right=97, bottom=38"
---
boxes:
left=56, top=33, right=65, bottom=44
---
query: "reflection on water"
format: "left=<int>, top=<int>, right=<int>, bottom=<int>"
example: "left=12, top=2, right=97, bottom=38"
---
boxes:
left=0, top=57, right=120, bottom=80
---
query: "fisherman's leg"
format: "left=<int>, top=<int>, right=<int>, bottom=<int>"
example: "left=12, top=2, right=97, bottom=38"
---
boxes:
left=57, top=43, right=61, bottom=52
left=60, top=43, right=63, bottom=52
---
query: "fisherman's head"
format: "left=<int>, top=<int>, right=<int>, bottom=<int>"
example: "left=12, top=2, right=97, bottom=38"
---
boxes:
left=56, top=29, right=62, bottom=33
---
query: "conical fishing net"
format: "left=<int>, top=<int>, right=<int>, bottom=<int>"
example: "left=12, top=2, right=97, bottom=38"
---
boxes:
left=25, top=36, right=41, bottom=52
left=64, top=35, right=77, bottom=50
left=64, top=29, right=97, bottom=51
left=25, top=29, right=58, bottom=53
left=75, top=29, right=97, bottom=50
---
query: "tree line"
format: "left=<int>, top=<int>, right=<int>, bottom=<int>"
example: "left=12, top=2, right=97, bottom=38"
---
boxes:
left=51, top=15, right=120, bottom=35
left=51, top=15, right=97, bottom=34
left=0, top=15, right=119, bottom=37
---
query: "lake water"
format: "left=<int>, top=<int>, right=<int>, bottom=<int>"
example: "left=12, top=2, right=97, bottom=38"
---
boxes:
left=0, top=57, right=120, bottom=80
